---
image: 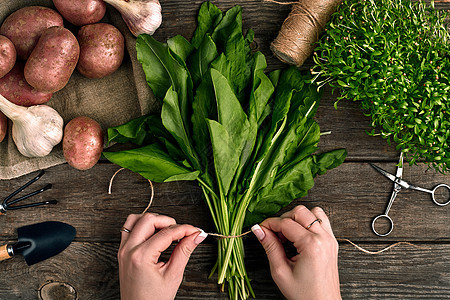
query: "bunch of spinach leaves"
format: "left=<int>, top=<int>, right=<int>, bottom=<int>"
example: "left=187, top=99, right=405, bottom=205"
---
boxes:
left=103, top=2, right=346, bottom=299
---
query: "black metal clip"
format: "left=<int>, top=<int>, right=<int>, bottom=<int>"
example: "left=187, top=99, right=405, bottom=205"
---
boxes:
left=1, top=170, right=57, bottom=215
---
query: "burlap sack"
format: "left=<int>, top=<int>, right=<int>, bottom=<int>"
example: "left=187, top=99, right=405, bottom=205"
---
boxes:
left=0, top=0, right=157, bottom=179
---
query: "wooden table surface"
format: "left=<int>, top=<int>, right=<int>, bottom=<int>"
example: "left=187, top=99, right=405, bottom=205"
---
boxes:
left=1, top=1, right=449, bottom=299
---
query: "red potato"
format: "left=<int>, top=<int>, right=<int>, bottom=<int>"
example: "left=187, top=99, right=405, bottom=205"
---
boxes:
left=77, top=23, right=124, bottom=79
left=0, top=111, right=6, bottom=143
left=25, top=26, right=80, bottom=93
left=52, top=0, right=106, bottom=26
left=0, top=62, right=52, bottom=106
left=0, top=6, right=63, bottom=60
left=63, top=116, right=104, bottom=170
left=0, top=35, right=16, bottom=79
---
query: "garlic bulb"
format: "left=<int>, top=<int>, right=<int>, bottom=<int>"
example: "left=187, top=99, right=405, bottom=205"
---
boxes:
left=104, top=0, right=162, bottom=36
left=0, top=94, right=63, bottom=157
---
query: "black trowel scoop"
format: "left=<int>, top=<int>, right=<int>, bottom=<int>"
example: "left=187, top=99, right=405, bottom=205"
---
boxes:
left=0, top=221, right=76, bottom=265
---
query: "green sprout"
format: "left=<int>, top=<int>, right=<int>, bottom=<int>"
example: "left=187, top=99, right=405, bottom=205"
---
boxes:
left=312, top=0, right=450, bottom=173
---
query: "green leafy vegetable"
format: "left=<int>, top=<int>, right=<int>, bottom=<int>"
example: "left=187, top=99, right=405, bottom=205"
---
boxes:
left=104, top=2, right=346, bottom=299
left=103, top=144, right=199, bottom=182
left=313, top=0, right=450, bottom=173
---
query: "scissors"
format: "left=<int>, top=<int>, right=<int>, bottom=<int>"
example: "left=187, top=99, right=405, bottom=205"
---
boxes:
left=369, top=153, right=450, bottom=236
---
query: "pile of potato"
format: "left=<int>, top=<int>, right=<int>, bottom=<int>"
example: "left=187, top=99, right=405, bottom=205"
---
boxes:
left=0, top=0, right=126, bottom=170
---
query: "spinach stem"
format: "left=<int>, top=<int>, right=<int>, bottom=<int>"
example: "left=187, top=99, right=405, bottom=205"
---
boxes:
left=217, top=159, right=263, bottom=283
left=217, top=115, right=288, bottom=284
left=200, top=186, right=219, bottom=230
left=197, top=177, right=219, bottom=200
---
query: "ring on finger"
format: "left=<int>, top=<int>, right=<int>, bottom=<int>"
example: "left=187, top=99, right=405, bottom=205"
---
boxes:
left=306, top=218, right=322, bottom=230
left=120, top=226, right=132, bottom=233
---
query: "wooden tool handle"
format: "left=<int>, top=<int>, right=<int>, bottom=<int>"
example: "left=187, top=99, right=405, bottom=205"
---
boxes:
left=0, top=244, right=12, bottom=261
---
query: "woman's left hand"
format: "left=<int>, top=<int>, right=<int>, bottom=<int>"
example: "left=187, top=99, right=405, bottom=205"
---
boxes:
left=118, top=213, right=207, bottom=300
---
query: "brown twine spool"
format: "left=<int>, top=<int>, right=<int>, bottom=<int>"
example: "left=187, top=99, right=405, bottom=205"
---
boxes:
left=269, top=0, right=342, bottom=67
left=108, top=168, right=431, bottom=254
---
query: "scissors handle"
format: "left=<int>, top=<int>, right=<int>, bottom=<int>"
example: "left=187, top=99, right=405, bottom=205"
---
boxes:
left=408, top=183, right=450, bottom=206
left=431, top=184, right=450, bottom=206
left=372, top=214, right=394, bottom=237
left=372, top=186, right=399, bottom=237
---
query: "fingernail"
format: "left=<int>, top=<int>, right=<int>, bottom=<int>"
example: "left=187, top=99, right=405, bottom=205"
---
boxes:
left=194, top=229, right=208, bottom=245
left=251, top=224, right=265, bottom=241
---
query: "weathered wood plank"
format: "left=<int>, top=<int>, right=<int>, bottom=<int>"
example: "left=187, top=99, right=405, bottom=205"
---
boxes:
left=0, top=242, right=119, bottom=300
left=0, top=162, right=448, bottom=242
left=316, top=87, right=399, bottom=160
left=338, top=241, right=450, bottom=299
left=0, top=164, right=212, bottom=241
left=0, top=242, right=447, bottom=299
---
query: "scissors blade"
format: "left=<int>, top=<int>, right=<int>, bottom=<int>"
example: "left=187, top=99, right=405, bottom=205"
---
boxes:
left=369, top=159, right=411, bottom=190
left=394, top=153, right=404, bottom=189
left=369, top=163, right=398, bottom=183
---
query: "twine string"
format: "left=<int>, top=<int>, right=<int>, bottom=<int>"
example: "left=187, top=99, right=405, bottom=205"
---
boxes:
left=263, top=0, right=298, bottom=5
left=207, top=230, right=253, bottom=239
left=108, top=167, right=154, bottom=214
left=202, top=231, right=432, bottom=255
left=108, top=167, right=125, bottom=195
left=208, top=230, right=431, bottom=255
left=335, top=238, right=431, bottom=255
left=109, top=168, right=431, bottom=254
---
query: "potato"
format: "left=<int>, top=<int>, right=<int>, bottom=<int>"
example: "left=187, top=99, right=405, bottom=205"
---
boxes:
left=0, top=35, right=16, bottom=79
left=0, top=6, right=63, bottom=60
left=0, top=111, right=6, bottom=143
left=24, top=26, right=80, bottom=93
left=52, top=0, right=106, bottom=26
left=77, top=23, right=124, bottom=79
left=0, top=62, right=52, bottom=106
left=63, top=116, right=104, bottom=170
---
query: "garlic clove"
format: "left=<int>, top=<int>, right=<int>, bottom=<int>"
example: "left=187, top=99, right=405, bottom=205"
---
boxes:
left=0, top=94, right=63, bottom=157
left=104, top=0, right=162, bottom=36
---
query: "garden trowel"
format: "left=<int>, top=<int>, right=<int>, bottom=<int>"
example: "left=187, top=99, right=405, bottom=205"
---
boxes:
left=0, top=221, right=76, bottom=265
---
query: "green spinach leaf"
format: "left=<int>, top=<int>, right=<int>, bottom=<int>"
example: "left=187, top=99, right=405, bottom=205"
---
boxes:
left=246, top=149, right=347, bottom=226
left=188, top=35, right=218, bottom=87
left=136, top=35, right=193, bottom=129
left=167, top=35, right=195, bottom=63
left=191, top=2, right=223, bottom=49
left=103, top=143, right=199, bottom=182
left=162, top=88, right=200, bottom=169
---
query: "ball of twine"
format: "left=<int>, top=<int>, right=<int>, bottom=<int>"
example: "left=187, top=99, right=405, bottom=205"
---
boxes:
left=270, top=0, right=342, bottom=67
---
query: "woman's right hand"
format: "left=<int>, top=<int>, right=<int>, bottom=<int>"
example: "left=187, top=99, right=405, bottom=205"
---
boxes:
left=251, top=205, right=341, bottom=300
left=118, top=213, right=207, bottom=300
